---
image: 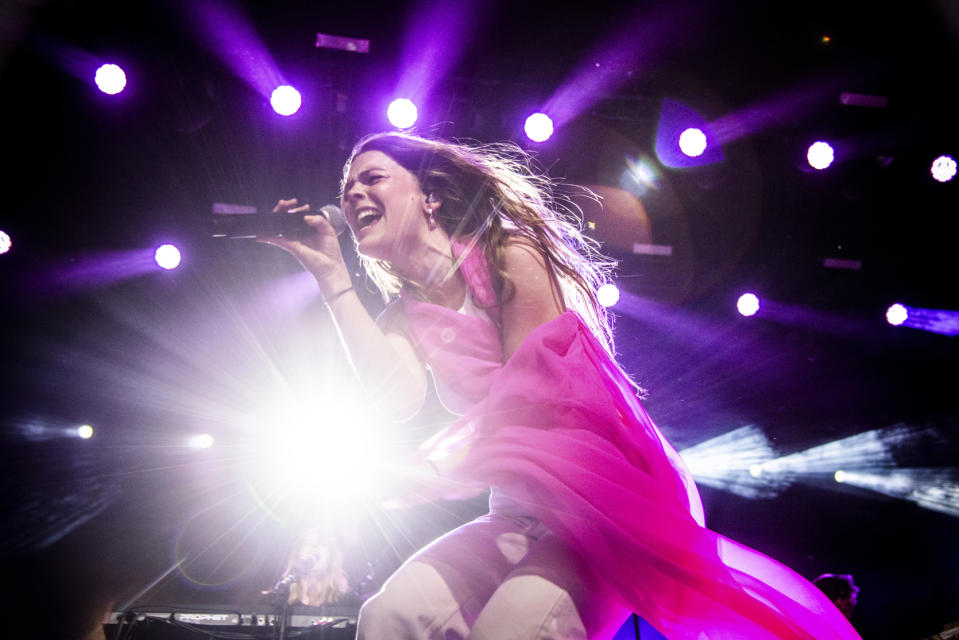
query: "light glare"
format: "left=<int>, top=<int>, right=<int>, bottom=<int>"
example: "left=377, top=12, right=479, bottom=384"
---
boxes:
left=387, top=98, right=418, bottom=129
left=931, top=155, right=957, bottom=183
left=94, top=63, right=127, bottom=95
left=0, top=230, right=11, bottom=255
left=886, top=303, right=908, bottom=326
left=678, top=127, right=707, bottom=157
left=524, top=112, right=554, bottom=143
left=737, top=293, right=760, bottom=317
left=189, top=434, right=214, bottom=449
left=807, top=141, right=835, bottom=170
left=155, top=244, right=181, bottom=270
left=597, top=283, right=620, bottom=307
left=77, top=425, right=94, bottom=439
left=270, top=85, right=302, bottom=116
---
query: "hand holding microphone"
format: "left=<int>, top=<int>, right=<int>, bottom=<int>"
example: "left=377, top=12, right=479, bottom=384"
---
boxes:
left=210, top=200, right=347, bottom=238
left=247, top=198, right=355, bottom=298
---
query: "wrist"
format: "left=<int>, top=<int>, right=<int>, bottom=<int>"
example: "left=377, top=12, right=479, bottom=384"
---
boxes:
left=316, top=268, right=353, bottom=299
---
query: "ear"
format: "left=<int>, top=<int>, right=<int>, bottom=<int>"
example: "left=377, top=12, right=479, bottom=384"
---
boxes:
left=425, top=192, right=443, bottom=212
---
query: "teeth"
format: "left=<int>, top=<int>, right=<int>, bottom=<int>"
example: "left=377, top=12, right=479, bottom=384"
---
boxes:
left=356, top=209, right=381, bottom=229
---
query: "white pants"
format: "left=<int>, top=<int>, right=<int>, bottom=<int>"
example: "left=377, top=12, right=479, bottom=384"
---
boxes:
left=356, top=514, right=628, bottom=640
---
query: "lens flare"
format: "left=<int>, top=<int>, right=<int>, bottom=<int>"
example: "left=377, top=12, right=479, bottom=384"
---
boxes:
left=270, top=85, right=302, bottom=116
left=77, top=425, right=94, bottom=439
left=387, top=98, right=418, bottom=129
left=94, top=63, right=127, bottom=95
left=524, top=112, right=554, bottom=143
left=188, top=434, right=214, bottom=449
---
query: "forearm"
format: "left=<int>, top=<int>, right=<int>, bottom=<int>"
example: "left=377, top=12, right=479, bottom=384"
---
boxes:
left=321, top=270, right=425, bottom=421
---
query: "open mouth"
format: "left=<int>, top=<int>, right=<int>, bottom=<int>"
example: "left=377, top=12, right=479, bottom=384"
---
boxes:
left=355, top=208, right=383, bottom=231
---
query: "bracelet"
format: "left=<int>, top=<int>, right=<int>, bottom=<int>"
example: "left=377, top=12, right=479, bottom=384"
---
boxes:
left=324, top=285, right=354, bottom=305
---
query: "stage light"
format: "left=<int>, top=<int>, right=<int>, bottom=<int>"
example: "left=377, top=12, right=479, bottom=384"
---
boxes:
left=270, top=85, right=301, bottom=116
left=188, top=434, right=214, bottom=449
left=931, top=155, right=957, bottom=183
left=77, top=424, right=94, bottom=439
left=654, top=99, right=722, bottom=168
left=886, top=303, right=908, bottom=326
left=886, top=304, right=959, bottom=336
left=94, top=63, right=126, bottom=95
left=0, top=230, right=10, bottom=255
left=833, top=468, right=959, bottom=518
left=737, top=293, right=760, bottom=317
left=154, top=244, right=181, bottom=270
left=678, top=127, right=707, bottom=157
left=679, top=425, right=780, bottom=498
left=247, top=383, right=396, bottom=516
left=807, top=141, right=835, bottom=170
left=834, top=469, right=846, bottom=483
left=597, top=283, right=620, bottom=307
left=524, top=112, right=554, bottom=143
left=387, top=98, right=418, bottom=129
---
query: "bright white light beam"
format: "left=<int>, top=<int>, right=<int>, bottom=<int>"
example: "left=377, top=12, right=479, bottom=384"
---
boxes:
left=835, top=468, right=959, bottom=518
left=679, top=425, right=780, bottom=498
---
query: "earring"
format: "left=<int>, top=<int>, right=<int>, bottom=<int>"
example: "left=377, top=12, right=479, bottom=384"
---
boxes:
left=425, top=207, right=436, bottom=230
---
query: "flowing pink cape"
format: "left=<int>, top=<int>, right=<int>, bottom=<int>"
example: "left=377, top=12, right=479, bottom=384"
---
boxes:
left=400, top=239, right=861, bottom=640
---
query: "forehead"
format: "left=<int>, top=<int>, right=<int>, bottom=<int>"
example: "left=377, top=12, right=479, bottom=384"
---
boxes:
left=347, top=150, right=401, bottom=178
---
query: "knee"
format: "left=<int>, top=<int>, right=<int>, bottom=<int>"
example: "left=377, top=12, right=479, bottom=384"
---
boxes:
left=357, top=587, right=416, bottom=639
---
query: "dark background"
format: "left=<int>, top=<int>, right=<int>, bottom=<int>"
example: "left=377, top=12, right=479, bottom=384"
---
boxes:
left=1, top=1, right=957, bottom=638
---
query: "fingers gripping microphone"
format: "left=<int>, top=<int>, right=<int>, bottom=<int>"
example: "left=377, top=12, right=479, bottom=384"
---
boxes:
left=210, top=204, right=347, bottom=239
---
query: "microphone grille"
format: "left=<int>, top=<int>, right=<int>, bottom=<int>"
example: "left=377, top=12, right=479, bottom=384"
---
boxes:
left=318, top=205, right=347, bottom=236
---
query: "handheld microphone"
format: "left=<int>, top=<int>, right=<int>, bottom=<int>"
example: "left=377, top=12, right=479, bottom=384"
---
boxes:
left=210, top=204, right=347, bottom=239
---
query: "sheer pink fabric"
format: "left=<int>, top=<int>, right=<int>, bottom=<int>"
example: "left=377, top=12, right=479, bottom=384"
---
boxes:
left=400, top=239, right=861, bottom=640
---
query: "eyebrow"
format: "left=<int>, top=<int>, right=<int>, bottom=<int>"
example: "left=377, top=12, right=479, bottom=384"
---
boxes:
left=342, top=167, right=385, bottom=195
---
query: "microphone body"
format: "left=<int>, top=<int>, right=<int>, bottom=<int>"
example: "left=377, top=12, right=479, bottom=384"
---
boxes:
left=211, top=204, right=347, bottom=239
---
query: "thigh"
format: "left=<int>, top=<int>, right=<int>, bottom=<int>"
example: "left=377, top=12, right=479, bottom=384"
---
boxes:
left=358, top=514, right=538, bottom=640
left=468, top=533, right=629, bottom=640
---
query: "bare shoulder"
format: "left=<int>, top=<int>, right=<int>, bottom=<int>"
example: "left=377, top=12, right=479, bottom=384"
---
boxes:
left=501, top=235, right=551, bottom=274
left=499, top=235, right=565, bottom=358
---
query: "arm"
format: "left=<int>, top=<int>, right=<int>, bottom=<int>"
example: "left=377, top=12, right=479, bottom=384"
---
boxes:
left=261, top=200, right=427, bottom=421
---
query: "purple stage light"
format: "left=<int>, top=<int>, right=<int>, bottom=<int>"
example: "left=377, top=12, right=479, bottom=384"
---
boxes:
left=0, top=230, right=11, bottom=255
left=886, top=303, right=908, bottom=326
left=155, top=244, right=181, bottom=270
left=678, top=127, right=707, bottom=157
left=597, top=283, right=620, bottom=308
left=524, top=113, right=554, bottom=143
left=270, top=85, right=301, bottom=116
left=94, top=63, right=126, bottom=95
left=655, top=100, right=723, bottom=168
left=931, top=155, right=957, bottom=183
left=737, top=293, right=760, bottom=317
left=387, top=98, right=418, bottom=128
left=807, top=141, right=835, bottom=170
left=887, top=304, right=959, bottom=336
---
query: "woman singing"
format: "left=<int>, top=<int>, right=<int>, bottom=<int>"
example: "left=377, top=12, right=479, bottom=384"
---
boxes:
left=264, top=132, right=861, bottom=640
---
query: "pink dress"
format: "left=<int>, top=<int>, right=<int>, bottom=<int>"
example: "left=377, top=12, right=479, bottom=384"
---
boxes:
left=400, top=239, right=861, bottom=640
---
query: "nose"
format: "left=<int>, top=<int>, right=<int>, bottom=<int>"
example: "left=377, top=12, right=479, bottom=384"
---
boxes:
left=343, top=182, right=367, bottom=207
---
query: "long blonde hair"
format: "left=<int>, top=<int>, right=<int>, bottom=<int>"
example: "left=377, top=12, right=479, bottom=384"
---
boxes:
left=340, top=132, right=620, bottom=360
